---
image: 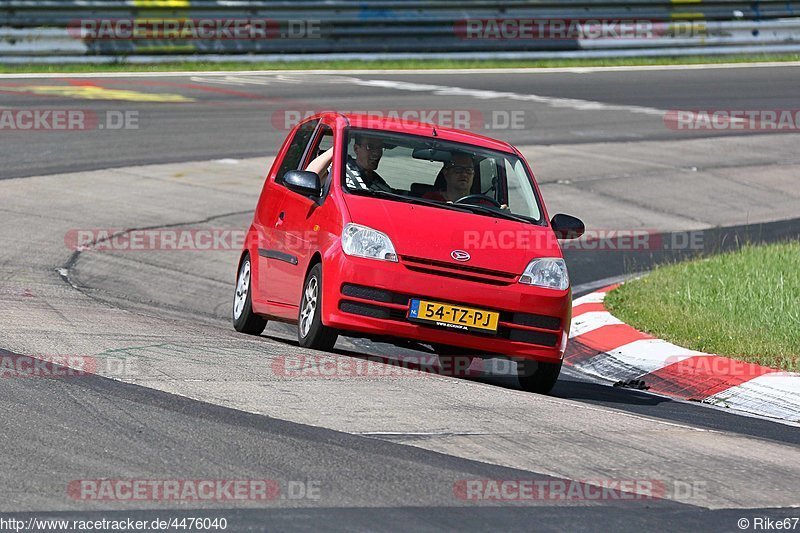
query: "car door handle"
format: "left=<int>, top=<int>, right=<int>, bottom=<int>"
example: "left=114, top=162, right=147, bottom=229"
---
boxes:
left=278, top=211, right=285, bottom=220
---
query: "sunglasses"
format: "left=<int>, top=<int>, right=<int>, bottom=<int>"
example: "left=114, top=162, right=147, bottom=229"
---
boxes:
left=447, top=165, right=475, bottom=175
left=358, top=143, right=384, bottom=152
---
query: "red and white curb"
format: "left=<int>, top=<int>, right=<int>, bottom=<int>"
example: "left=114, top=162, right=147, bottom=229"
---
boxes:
left=566, top=285, right=800, bottom=423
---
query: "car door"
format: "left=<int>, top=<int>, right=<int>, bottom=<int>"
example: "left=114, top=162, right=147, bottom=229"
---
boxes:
left=255, top=118, right=319, bottom=309
left=267, top=122, right=335, bottom=307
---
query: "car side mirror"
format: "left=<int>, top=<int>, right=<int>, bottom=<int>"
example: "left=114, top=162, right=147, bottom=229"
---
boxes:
left=551, top=213, right=585, bottom=239
left=283, top=170, right=322, bottom=198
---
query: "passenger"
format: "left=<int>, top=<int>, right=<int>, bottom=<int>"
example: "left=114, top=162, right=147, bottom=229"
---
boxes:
left=423, top=152, right=475, bottom=203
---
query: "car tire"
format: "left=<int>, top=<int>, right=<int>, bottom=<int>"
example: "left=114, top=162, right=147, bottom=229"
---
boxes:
left=516, top=359, right=562, bottom=394
left=298, top=263, right=338, bottom=350
left=232, top=254, right=267, bottom=335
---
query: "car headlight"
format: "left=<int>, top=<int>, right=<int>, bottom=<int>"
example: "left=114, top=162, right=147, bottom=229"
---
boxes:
left=519, top=257, right=569, bottom=290
left=341, top=223, right=398, bottom=262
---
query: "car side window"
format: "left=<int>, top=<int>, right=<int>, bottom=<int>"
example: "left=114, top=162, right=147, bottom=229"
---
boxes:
left=275, top=119, right=319, bottom=184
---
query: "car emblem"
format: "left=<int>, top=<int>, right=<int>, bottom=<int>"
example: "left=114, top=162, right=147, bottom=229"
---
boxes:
left=451, top=250, right=471, bottom=262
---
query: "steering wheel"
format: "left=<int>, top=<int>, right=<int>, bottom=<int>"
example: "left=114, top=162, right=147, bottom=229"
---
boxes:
left=454, top=194, right=503, bottom=209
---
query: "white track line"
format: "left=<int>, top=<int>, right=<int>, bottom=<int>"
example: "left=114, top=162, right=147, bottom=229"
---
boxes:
left=334, top=77, right=667, bottom=116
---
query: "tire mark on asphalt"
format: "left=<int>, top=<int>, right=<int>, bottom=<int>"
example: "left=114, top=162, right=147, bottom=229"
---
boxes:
left=58, top=208, right=252, bottom=293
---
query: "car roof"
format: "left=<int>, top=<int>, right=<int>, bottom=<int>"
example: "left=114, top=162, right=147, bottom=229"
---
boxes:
left=312, top=112, right=518, bottom=154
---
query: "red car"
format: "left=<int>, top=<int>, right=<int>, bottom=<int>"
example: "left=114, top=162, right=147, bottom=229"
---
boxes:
left=233, top=113, right=584, bottom=393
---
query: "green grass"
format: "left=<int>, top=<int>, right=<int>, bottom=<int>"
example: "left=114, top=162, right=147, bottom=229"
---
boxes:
left=604, top=241, right=800, bottom=371
left=1, top=53, right=799, bottom=74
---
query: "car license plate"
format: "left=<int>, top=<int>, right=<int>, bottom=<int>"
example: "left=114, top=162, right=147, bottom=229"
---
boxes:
left=408, top=299, right=499, bottom=333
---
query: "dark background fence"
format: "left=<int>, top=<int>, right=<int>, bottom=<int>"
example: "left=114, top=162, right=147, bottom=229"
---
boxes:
left=2, top=1, right=800, bottom=62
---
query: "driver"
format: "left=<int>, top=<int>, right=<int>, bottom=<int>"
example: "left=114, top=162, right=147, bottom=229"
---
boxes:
left=423, top=152, right=475, bottom=203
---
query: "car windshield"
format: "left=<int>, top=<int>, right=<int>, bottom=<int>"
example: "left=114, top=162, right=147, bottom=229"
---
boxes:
left=341, top=128, right=544, bottom=224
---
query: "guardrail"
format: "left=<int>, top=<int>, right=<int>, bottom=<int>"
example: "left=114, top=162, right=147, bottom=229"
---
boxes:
left=2, top=1, right=800, bottom=62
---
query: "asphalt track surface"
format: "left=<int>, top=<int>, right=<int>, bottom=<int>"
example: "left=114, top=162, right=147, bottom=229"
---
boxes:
left=2, top=64, right=800, bottom=179
left=1, top=64, right=799, bottom=531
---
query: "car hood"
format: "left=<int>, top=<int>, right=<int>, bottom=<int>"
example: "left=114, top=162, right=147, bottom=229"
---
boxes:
left=343, top=194, right=561, bottom=275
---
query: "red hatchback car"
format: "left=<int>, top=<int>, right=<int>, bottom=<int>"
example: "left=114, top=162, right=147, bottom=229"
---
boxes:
left=233, top=113, right=584, bottom=393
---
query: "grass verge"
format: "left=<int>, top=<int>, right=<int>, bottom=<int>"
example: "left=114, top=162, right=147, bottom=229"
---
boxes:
left=0, top=53, right=799, bottom=74
left=604, top=241, right=800, bottom=371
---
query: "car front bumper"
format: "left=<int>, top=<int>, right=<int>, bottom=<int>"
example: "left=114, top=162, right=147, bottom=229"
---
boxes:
left=322, top=250, right=571, bottom=363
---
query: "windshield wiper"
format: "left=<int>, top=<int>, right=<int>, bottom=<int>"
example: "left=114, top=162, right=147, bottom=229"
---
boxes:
left=451, top=203, right=535, bottom=224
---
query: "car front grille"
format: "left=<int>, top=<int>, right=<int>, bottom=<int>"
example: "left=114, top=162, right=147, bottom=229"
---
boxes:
left=399, top=255, right=518, bottom=286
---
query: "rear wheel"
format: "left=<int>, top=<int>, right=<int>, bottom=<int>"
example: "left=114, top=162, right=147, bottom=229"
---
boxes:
left=516, top=359, right=562, bottom=394
left=298, top=263, right=338, bottom=350
left=233, top=254, right=267, bottom=335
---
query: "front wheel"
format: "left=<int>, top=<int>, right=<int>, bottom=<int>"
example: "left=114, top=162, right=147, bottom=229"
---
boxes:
left=298, top=264, right=338, bottom=350
left=516, top=359, right=562, bottom=394
left=233, top=254, right=267, bottom=335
